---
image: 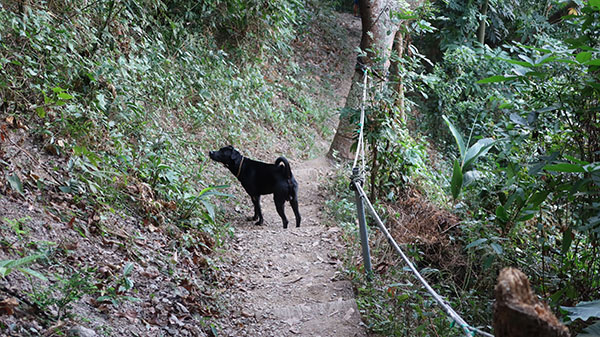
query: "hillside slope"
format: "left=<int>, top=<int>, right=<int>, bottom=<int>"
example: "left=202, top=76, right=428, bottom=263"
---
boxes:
left=0, top=5, right=362, bottom=337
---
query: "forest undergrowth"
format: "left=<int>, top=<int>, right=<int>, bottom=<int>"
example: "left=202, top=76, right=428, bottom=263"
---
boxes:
left=325, top=1, right=600, bottom=336
left=0, top=0, right=352, bottom=335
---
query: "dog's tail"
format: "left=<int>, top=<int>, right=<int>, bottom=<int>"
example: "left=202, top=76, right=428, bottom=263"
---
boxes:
left=275, top=157, right=292, bottom=178
left=275, top=157, right=296, bottom=201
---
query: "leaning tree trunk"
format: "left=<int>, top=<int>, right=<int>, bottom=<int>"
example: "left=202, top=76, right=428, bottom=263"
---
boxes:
left=328, top=0, right=403, bottom=159
left=493, top=267, right=570, bottom=337
left=477, top=0, right=489, bottom=45
left=389, top=23, right=408, bottom=121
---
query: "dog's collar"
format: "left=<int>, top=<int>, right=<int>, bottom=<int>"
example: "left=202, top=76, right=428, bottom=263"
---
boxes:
left=236, top=157, right=244, bottom=178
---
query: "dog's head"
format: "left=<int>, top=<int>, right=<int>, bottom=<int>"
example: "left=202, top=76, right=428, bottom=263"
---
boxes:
left=209, top=145, right=241, bottom=169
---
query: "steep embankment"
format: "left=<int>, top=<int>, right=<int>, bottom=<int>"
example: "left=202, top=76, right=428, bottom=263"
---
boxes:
left=0, top=7, right=363, bottom=337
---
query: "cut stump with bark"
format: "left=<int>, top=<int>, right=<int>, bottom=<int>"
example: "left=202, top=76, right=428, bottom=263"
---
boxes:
left=493, top=267, right=570, bottom=337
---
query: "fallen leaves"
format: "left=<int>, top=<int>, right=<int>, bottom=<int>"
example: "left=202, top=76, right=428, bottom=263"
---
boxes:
left=116, top=310, right=138, bottom=322
left=0, top=297, right=19, bottom=315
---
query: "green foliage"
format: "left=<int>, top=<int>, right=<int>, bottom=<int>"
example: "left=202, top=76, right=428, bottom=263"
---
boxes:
left=6, top=173, right=24, bottom=195
left=562, top=300, right=600, bottom=322
left=3, top=216, right=31, bottom=239
left=579, top=321, right=600, bottom=337
left=161, top=0, right=305, bottom=53
left=29, top=266, right=98, bottom=319
left=420, top=45, right=511, bottom=146
left=413, top=1, right=600, bottom=334
left=0, top=0, right=327, bottom=237
left=96, top=263, right=140, bottom=305
left=0, top=2, right=336, bottom=333
left=330, top=0, right=600, bottom=335
left=442, top=116, right=495, bottom=199
left=0, top=254, right=47, bottom=282
left=427, top=0, right=555, bottom=49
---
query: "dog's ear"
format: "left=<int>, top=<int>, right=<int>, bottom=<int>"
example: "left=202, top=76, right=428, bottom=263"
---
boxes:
left=229, top=148, right=241, bottom=161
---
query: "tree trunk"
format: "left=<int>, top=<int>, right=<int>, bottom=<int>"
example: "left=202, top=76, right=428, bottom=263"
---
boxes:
left=477, top=0, right=489, bottom=45
left=327, top=0, right=402, bottom=159
left=389, top=25, right=407, bottom=121
left=493, top=267, right=570, bottom=337
left=328, top=71, right=367, bottom=159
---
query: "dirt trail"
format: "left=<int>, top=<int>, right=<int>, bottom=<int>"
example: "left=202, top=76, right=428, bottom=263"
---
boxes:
left=217, top=157, right=368, bottom=337
left=214, top=12, right=366, bottom=337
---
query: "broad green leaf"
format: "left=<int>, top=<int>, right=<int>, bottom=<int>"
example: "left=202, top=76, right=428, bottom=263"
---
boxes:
left=18, top=267, right=48, bottom=281
left=121, top=296, right=142, bottom=302
left=5, top=254, right=44, bottom=268
left=579, top=321, right=600, bottom=337
left=516, top=209, right=537, bottom=222
left=544, top=163, right=586, bottom=173
left=58, top=92, right=74, bottom=100
left=512, top=66, right=528, bottom=76
left=202, top=199, right=216, bottom=221
left=535, top=53, right=557, bottom=66
left=462, top=138, right=495, bottom=171
left=501, top=57, right=533, bottom=68
left=529, top=191, right=550, bottom=208
left=561, top=300, right=600, bottom=321
left=96, top=296, right=116, bottom=304
left=451, top=159, right=463, bottom=200
left=587, top=59, right=600, bottom=66
left=555, top=58, right=578, bottom=64
left=442, top=115, right=466, bottom=158
left=590, top=0, right=600, bottom=7
left=490, top=242, right=503, bottom=255
left=123, top=262, right=134, bottom=276
left=496, top=205, right=509, bottom=223
left=36, top=106, right=46, bottom=118
left=562, top=228, right=573, bottom=254
left=6, top=174, right=24, bottom=195
left=518, top=54, right=534, bottom=66
left=477, top=75, right=515, bottom=84
left=576, top=52, right=593, bottom=63
left=564, top=155, right=589, bottom=165
left=465, top=238, right=488, bottom=250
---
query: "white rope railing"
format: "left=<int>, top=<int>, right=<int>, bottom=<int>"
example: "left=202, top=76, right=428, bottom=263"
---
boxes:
left=352, top=68, right=369, bottom=173
left=349, top=68, right=494, bottom=337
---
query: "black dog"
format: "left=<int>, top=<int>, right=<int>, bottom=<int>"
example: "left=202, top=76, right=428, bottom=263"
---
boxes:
left=209, top=145, right=301, bottom=228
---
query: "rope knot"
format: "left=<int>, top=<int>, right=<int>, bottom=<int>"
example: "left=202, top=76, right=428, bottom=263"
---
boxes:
left=349, top=167, right=364, bottom=191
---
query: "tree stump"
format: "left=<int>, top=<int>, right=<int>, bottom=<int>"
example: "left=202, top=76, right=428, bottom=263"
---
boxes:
left=493, top=267, right=570, bottom=337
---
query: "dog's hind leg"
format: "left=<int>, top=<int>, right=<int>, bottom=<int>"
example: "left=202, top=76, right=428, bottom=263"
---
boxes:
left=249, top=195, right=263, bottom=225
left=290, top=197, right=301, bottom=227
left=274, top=195, right=289, bottom=229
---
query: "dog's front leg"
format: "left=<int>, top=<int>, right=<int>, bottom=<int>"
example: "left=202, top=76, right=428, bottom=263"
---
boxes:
left=249, top=195, right=263, bottom=225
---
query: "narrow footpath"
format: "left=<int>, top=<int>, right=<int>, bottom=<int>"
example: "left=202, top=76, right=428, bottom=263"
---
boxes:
left=217, top=157, right=368, bottom=337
